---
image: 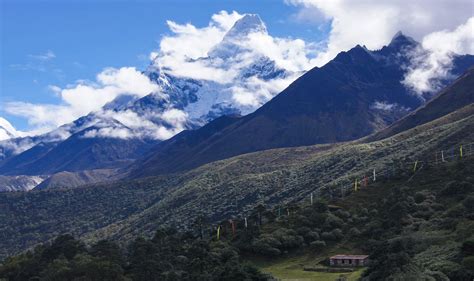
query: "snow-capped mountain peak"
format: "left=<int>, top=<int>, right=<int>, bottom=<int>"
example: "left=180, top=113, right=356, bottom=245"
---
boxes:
left=208, top=14, right=268, bottom=59
left=224, top=14, right=267, bottom=39
left=0, top=117, right=20, bottom=141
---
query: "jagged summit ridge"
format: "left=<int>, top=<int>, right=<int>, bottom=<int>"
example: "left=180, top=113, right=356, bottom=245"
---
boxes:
left=388, top=31, right=418, bottom=49
left=224, top=14, right=267, bottom=39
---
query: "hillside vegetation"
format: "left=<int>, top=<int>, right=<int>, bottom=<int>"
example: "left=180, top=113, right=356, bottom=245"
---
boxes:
left=0, top=105, right=472, bottom=261
left=1, top=157, right=473, bottom=280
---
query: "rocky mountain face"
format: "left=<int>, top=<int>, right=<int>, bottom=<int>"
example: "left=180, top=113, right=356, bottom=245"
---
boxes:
left=0, top=175, right=45, bottom=192
left=129, top=33, right=474, bottom=178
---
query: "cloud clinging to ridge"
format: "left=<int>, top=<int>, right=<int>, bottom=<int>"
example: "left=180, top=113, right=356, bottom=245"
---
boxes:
left=5, top=67, right=159, bottom=133
left=288, top=0, right=474, bottom=95
left=288, top=0, right=473, bottom=67
left=403, top=17, right=474, bottom=94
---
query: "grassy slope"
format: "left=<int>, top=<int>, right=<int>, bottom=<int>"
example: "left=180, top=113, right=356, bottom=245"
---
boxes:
left=253, top=254, right=364, bottom=281
left=85, top=109, right=474, bottom=242
left=0, top=108, right=473, bottom=260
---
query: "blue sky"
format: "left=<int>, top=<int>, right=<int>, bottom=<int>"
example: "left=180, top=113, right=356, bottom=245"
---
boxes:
left=1, top=0, right=329, bottom=131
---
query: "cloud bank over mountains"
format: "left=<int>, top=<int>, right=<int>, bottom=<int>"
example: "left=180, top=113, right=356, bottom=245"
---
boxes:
left=2, top=2, right=473, bottom=140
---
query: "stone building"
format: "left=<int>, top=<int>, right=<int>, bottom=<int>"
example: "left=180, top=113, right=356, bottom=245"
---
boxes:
left=329, top=254, right=369, bottom=267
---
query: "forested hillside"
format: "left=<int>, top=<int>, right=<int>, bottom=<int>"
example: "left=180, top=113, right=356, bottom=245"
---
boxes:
left=2, top=157, right=473, bottom=280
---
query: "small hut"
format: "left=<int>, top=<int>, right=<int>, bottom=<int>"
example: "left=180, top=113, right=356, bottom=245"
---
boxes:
left=329, top=254, right=369, bottom=267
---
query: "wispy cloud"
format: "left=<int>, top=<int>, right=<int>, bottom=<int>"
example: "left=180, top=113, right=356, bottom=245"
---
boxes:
left=84, top=108, right=188, bottom=140
left=5, top=67, right=159, bottom=132
left=28, top=50, right=56, bottom=61
left=10, top=50, right=58, bottom=74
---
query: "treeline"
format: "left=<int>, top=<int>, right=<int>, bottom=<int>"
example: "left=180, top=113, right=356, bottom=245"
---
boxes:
left=0, top=231, right=270, bottom=281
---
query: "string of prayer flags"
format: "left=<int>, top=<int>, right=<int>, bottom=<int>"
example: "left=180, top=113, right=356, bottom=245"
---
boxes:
left=363, top=176, right=368, bottom=187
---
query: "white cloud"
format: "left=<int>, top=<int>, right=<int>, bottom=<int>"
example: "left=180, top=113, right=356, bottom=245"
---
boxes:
left=230, top=75, right=298, bottom=109
left=83, top=108, right=188, bottom=140
left=29, top=50, right=56, bottom=61
left=371, top=101, right=406, bottom=111
left=5, top=67, right=159, bottom=132
left=153, top=10, right=318, bottom=114
left=403, top=17, right=474, bottom=94
left=155, top=10, right=318, bottom=81
left=156, top=11, right=241, bottom=82
left=288, top=0, right=474, bottom=66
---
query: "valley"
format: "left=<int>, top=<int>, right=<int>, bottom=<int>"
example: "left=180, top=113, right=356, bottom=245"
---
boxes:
left=1, top=6, right=473, bottom=280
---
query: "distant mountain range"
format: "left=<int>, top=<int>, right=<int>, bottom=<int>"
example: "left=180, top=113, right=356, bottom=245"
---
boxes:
left=128, top=33, right=474, bottom=178
left=1, top=15, right=473, bottom=191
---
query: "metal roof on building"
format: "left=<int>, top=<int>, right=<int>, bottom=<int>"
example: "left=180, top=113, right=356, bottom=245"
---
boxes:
left=330, top=255, right=369, bottom=260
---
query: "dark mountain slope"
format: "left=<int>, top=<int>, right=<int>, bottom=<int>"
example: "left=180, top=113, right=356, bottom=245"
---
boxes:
left=367, top=67, right=474, bottom=141
left=128, top=115, right=241, bottom=177
left=0, top=126, right=157, bottom=175
left=130, top=35, right=474, bottom=178
left=0, top=142, right=58, bottom=174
